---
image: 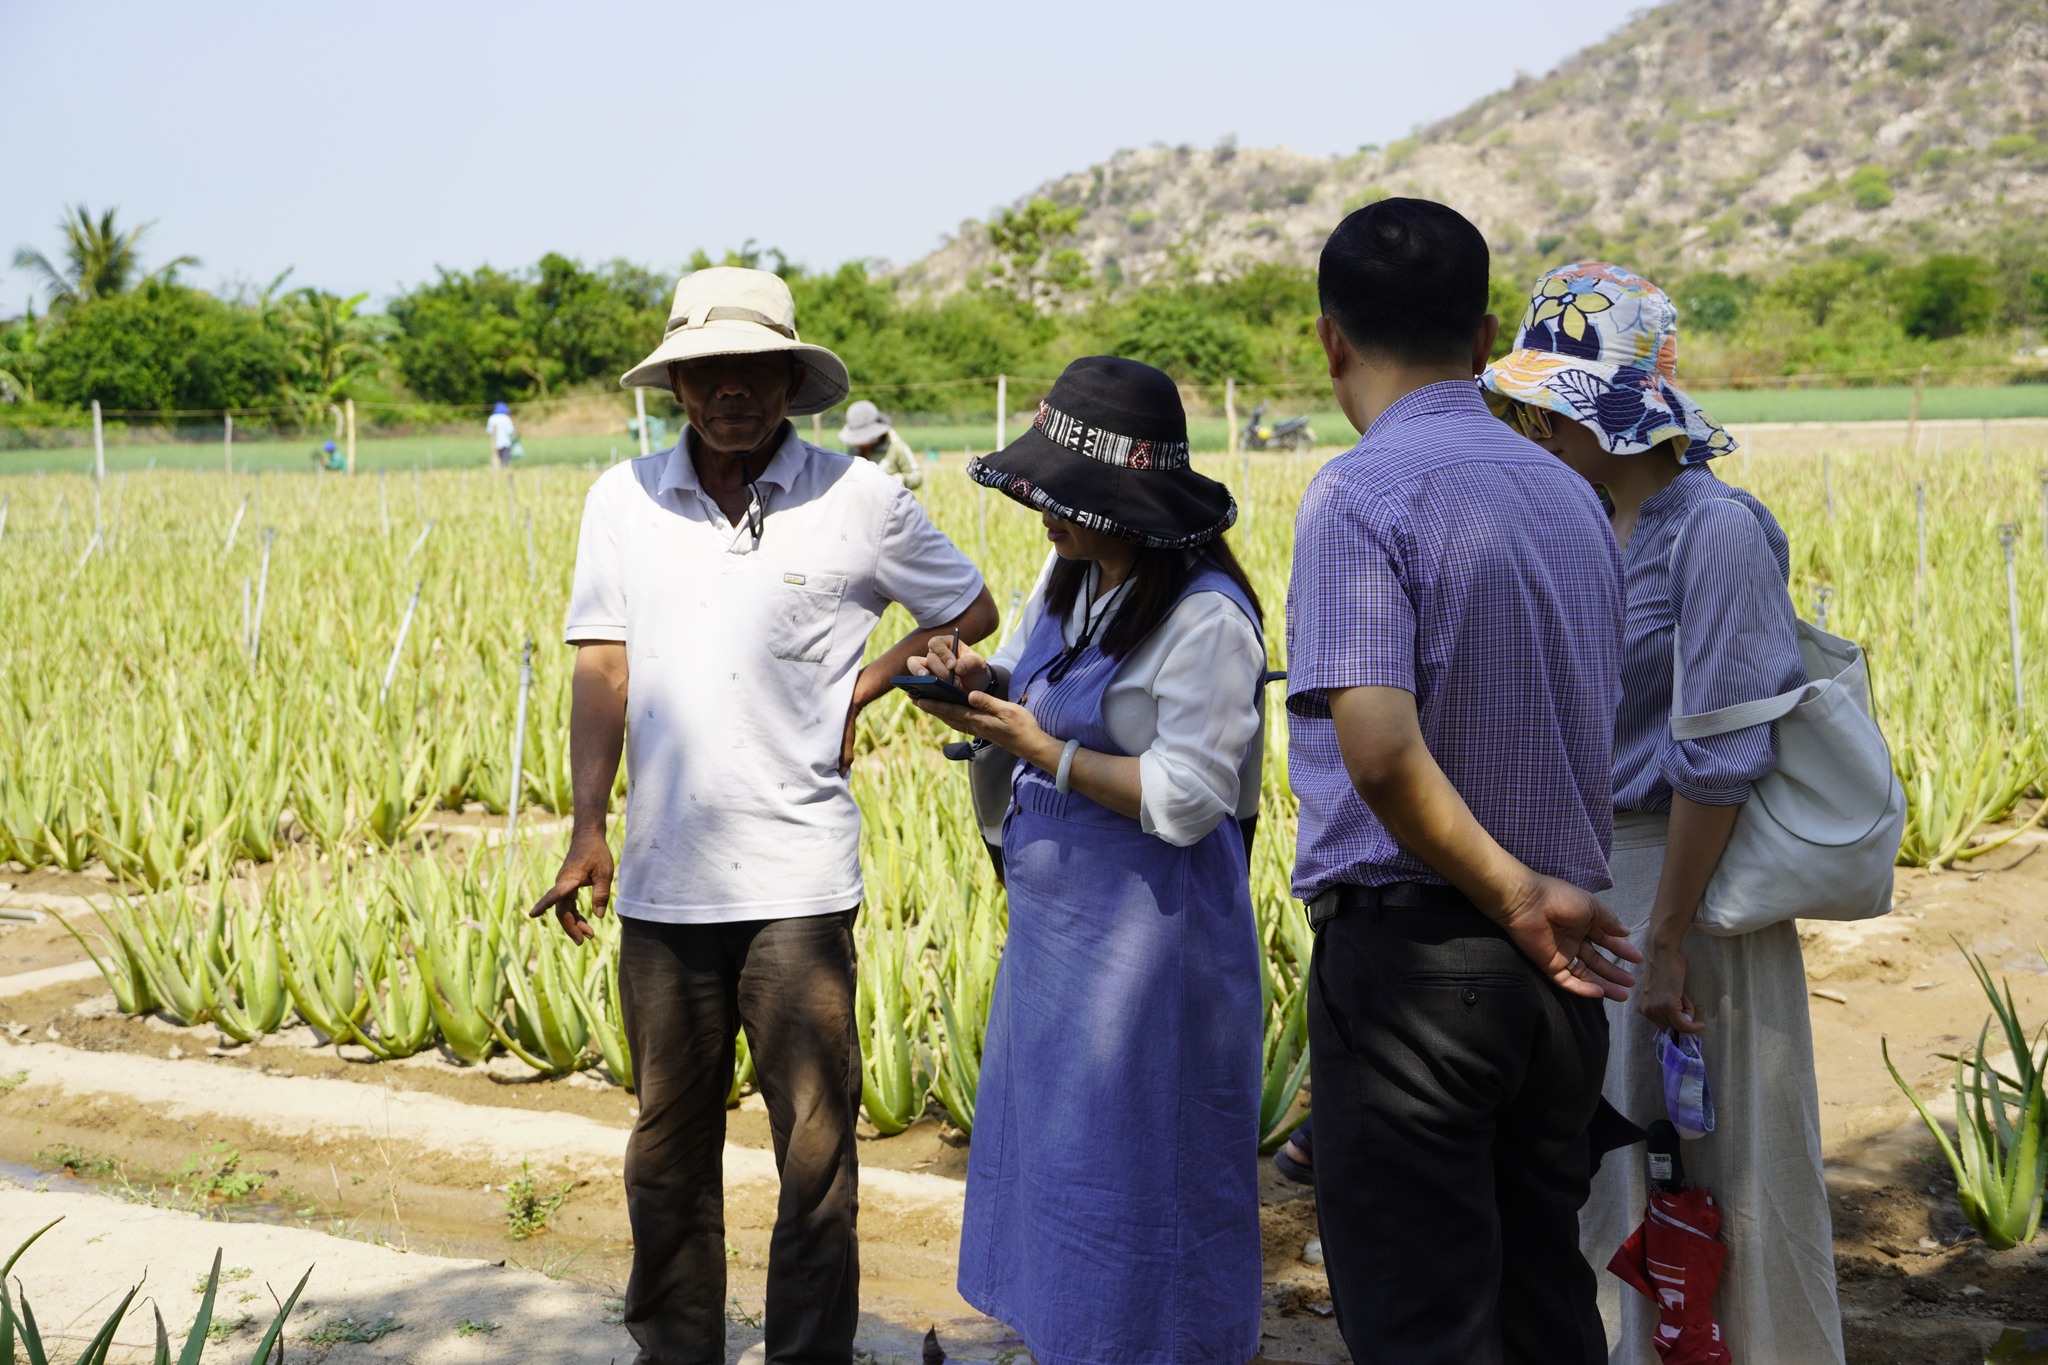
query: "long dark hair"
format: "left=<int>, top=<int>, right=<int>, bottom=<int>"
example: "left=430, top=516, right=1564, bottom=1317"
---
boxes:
left=1043, top=536, right=1263, bottom=660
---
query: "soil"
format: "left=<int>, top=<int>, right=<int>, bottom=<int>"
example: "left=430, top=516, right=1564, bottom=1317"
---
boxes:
left=3, top=830, right=2046, bottom=1364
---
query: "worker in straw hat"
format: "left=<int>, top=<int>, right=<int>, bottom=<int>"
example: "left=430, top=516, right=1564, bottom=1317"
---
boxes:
left=838, top=399, right=923, bottom=489
left=531, top=265, right=998, bottom=1364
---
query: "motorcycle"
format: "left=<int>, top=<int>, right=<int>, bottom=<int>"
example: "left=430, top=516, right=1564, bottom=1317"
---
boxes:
left=1241, top=401, right=1316, bottom=452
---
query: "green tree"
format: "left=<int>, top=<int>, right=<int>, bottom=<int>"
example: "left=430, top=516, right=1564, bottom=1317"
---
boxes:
left=525, top=254, right=666, bottom=389
left=1894, top=255, right=1999, bottom=339
left=11, top=205, right=198, bottom=310
left=283, top=289, right=385, bottom=417
left=37, top=283, right=285, bottom=411
left=1676, top=272, right=1756, bottom=333
left=386, top=267, right=539, bottom=405
left=1109, top=292, right=1256, bottom=386
left=986, top=198, right=1093, bottom=309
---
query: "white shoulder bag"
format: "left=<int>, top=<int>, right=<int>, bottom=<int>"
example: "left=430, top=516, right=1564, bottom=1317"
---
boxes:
left=1667, top=503, right=1906, bottom=935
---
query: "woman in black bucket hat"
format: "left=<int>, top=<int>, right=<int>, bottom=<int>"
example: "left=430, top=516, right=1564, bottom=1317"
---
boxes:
left=909, top=356, right=1268, bottom=1365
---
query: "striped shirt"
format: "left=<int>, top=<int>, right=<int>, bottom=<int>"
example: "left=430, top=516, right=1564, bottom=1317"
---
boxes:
left=1286, top=381, right=1622, bottom=897
left=1613, top=465, right=1805, bottom=810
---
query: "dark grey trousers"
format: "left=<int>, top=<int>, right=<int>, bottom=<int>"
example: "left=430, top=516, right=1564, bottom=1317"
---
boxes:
left=1307, top=901, right=1610, bottom=1365
left=617, top=910, right=862, bottom=1365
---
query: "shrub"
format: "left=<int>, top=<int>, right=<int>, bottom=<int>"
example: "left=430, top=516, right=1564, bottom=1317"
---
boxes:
left=1990, top=132, right=2039, bottom=158
left=1847, top=165, right=1894, bottom=210
left=1894, top=254, right=1999, bottom=339
left=1677, top=273, right=1756, bottom=332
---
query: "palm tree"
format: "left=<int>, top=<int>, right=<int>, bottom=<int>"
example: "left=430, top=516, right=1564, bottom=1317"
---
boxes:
left=283, top=288, right=384, bottom=425
left=11, top=205, right=199, bottom=309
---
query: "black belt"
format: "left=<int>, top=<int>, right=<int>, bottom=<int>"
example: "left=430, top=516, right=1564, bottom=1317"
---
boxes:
left=1307, top=880, right=1477, bottom=930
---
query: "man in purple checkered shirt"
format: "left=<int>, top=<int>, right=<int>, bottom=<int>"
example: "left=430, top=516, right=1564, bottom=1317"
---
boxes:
left=1286, top=200, right=1640, bottom=1365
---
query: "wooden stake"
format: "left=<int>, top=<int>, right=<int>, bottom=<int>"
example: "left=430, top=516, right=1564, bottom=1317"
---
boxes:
left=345, top=398, right=357, bottom=475
left=0, top=493, right=9, bottom=548
left=92, top=399, right=105, bottom=482
left=996, top=374, right=1007, bottom=454
left=224, top=413, right=234, bottom=475
left=636, top=389, right=652, bottom=458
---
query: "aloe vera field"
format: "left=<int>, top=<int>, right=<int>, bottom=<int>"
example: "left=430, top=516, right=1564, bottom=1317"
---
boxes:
left=0, top=432, right=2043, bottom=1115
left=0, top=430, right=2045, bottom=1358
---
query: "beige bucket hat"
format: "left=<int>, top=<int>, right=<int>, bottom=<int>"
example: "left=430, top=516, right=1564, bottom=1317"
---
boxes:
left=620, top=266, right=850, bottom=416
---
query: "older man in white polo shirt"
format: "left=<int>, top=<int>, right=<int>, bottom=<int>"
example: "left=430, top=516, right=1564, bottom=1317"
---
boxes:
left=532, top=266, right=996, bottom=1365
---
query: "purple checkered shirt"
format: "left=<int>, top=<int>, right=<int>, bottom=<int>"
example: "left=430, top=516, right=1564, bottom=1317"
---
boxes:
left=1286, top=381, right=1623, bottom=897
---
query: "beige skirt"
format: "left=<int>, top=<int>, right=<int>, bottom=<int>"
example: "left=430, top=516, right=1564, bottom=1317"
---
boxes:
left=1581, top=811, right=1846, bottom=1365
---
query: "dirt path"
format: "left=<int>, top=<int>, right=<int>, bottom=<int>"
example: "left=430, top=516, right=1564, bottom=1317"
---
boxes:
left=1, top=829, right=2044, bottom=1363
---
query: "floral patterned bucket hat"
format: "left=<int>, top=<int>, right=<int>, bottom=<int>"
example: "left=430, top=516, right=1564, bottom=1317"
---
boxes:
left=1480, top=261, right=1735, bottom=462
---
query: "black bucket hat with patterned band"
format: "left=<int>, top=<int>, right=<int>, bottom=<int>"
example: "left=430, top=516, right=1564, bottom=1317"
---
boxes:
left=968, top=356, right=1237, bottom=550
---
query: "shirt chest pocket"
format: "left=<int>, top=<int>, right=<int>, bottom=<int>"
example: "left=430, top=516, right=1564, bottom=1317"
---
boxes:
left=766, top=571, right=848, bottom=664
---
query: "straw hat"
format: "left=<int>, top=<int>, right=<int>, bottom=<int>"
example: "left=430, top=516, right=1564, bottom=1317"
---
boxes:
left=969, top=356, right=1236, bottom=549
left=1480, top=262, right=1735, bottom=462
left=620, top=266, right=850, bottom=416
left=839, top=400, right=892, bottom=447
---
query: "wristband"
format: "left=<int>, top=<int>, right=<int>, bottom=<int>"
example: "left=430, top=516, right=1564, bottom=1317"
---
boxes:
left=1054, top=738, right=1082, bottom=794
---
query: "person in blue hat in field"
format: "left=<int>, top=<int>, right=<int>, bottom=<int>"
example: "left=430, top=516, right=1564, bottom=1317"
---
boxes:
left=312, top=439, right=345, bottom=471
left=486, top=401, right=518, bottom=468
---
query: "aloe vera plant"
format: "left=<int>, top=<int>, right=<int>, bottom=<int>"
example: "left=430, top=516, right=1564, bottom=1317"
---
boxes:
left=1, top=1219, right=311, bottom=1365
left=855, top=910, right=931, bottom=1135
left=485, top=921, right=592, bottom=1075
left=209, top=896, right=289, bottom=1043
left=1884, top=944, right=2048, bottom=1250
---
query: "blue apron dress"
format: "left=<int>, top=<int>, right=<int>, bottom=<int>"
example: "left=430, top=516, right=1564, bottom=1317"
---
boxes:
left=958, top=565, right=1265, bottom=1365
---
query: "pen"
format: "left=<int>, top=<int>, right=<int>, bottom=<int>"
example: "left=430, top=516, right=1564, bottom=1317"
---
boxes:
left=950, top=626, right=960, bottom=683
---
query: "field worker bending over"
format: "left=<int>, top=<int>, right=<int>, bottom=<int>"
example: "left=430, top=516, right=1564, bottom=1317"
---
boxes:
left=839, top=399, right=923, bottom=489
left=531, top=266, right=997, bottom=1365
left=486, top=401, right=517, bottom=467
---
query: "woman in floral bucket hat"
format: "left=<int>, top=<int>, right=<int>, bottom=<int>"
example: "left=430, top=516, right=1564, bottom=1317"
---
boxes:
left=1484, top=265, right=1845, bottom=1365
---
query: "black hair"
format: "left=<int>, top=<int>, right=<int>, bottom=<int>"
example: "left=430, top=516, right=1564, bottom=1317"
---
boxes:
left=1042, top=537, right=1263, bottom=662
left=1317, top=198, right=1491, bottom=366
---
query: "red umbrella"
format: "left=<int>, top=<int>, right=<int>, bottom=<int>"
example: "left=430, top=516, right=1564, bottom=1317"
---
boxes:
left=1607, top=1184, right=1730, bottom=1365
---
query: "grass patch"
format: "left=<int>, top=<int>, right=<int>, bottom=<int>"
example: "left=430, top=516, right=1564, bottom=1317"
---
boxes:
left=305, top=1314, right=402, bottom=1345
left=504, top=1161, right=572, bottom=1240
left=35, top=1143, right=118, bottom=1179
left=179, top=1141, right=264, bottom=1201
left=193, top=1264, right=253, bottom=1294
left=456, top=1318, right=501, bottom=1337
left=206, top=1312, right=253, bottom=1343
left=0, top=1071, right=28, bottom=1094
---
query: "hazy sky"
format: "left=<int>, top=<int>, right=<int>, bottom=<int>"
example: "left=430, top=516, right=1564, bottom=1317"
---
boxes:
left=3, top=0, right=1650, bottom=312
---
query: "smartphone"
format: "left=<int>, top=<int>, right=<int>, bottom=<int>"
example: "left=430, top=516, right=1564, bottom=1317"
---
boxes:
left=892, top=674, right=971, bottom=706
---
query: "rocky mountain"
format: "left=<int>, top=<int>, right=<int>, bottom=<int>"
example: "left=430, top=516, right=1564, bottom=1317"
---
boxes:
left=901, top=0, right=2048, bottom=296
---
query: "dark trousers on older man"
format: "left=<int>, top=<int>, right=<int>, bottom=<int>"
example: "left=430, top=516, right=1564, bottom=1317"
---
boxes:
left=617, top=909, right=862, bottom=1365
left=1306, top=891, right=1610, bottom=1365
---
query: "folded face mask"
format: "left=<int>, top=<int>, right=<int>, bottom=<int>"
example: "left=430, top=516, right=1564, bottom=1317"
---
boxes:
left=1657, top=1031, right=1716, bottom=1140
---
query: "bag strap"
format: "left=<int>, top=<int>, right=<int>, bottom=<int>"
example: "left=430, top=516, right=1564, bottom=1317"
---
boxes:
left=1666, top=499, right=1809, bottom=742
